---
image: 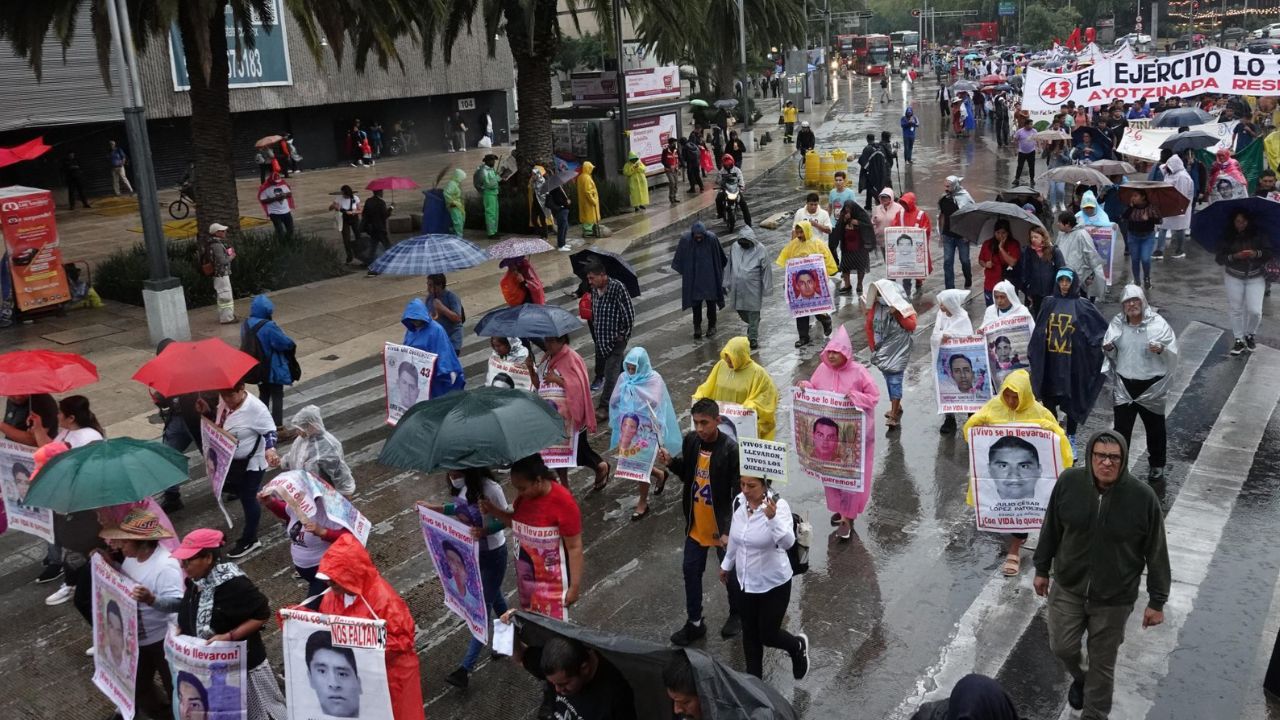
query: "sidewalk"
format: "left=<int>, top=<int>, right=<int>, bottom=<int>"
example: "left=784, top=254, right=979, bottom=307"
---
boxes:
left=2, top=103, right=827, bottom=436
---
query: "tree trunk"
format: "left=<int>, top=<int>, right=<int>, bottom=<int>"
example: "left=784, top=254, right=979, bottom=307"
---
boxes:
left=503, top=0, right=559, bottom=182
left=178, top=6, right=239, bottom=240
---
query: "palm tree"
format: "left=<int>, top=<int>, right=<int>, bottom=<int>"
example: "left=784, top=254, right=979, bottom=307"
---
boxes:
left=0, top=0, right=433, bottom=238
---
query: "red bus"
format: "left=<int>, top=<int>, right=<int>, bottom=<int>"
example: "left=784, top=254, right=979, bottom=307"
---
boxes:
left=848, top=34, right=893, bottom=75
left=963, top=22, right=998, bottom=43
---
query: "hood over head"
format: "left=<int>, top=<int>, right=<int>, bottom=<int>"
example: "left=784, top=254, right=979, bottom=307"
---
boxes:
left=820, top=325, right=854, bottom=368
left=793, top=220, right=814, bottom=243
left=937, top=289, right=968, bottom=318
left=900, top=192, right=919, bottom=213
left=451, top=167, right=467, bottom=183
left=581, top=161, right=595, bottom=175
left=250, top=294, right=274, bottom=319
left=1080, top=190, right=1099, bottom=209
left=288, top=404, right=327, bottom=434
left=317, top=533, right=379, bottom=597
left=1215, top=148, right=1232, bottom=163
left=401, top=297, right=433, bottom=329
left=1054, top=268, right=1082, bottom=297
left=720, top=336, right=754, bottom=370
left=991, top=280, right=1025, bottom=311
left=1164, top=154, right=1186, bottom=175
left=691, top=221, right=707, bottom=237
left=946, top=673, right=1022, bottom=720
left=622, top=346, right=653, bottom=381
left=998, top=369, right=1037, bottom=413
left=1085, top=428, right=1131, bottom=478
left=946, top=175, right=965, bottom=191
left=879, top=187, right=897, bottom=202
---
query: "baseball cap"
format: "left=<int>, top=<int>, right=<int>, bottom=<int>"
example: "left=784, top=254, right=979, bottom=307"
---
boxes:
left=208, top=223, right=229, bottom=234
left=171, top=528, right=225, bottom=560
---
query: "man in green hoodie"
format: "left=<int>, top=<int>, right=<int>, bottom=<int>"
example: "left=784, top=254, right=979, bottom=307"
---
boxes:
left=1033, top=429, right=1170, bottom=719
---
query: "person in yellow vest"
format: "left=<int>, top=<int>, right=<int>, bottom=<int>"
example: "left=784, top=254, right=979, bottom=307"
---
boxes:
left=623, top=152, right=650, bottom=212
left=577, top=161, right=601, bottom=237
left=782, top=101, right=799, bottom=144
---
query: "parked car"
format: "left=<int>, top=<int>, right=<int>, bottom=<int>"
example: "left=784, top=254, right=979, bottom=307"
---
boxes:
left=1220, top=27, right=1248, bottom=41
left=1251, top=22, right=1280, bottom=39
left=1245, top=39, right=1280, bottom=54
left=1115, top=33, right=1152, bottom=46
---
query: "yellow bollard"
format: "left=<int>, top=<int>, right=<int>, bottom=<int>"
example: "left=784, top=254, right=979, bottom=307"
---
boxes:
left=831, top=149, right=849, bottom=185
left=819, top=152, right=836, bottom=190
left=804, top=149, right=822, bottom=188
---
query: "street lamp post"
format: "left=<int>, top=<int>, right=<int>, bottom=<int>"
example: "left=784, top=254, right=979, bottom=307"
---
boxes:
left=736, top=0, right=754, bottom=150
left=104, top=0, right=189, bottom=344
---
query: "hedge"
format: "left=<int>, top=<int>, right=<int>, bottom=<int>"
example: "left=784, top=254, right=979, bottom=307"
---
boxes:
left=94, top=229, right=347, bottom=309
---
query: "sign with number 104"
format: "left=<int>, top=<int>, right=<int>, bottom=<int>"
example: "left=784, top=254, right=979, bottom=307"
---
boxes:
left=167, top=0, right=293, bottom=91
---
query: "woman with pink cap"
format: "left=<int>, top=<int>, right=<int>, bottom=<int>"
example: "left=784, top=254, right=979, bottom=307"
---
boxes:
left=166, top=528, right=287, bottom=719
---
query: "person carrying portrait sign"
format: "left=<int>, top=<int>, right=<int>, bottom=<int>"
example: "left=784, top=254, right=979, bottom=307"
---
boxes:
left=92, top=553, right=140, bottom=720
left=383, top=342, right=437, bottom=426
left=280, top=607, right=394, bottom=720
left=979, top=279, right=1035, bottom=391
left=165, top=628, right=248, bottom=720
left=884, top=226, right=930, bottom=281
left=200, top=419, right=238, bottom=528
left=0, top=438, right=53, bottom=542
left=260, top=470, right=371, bottom=546
left=416, top=504, right=488, bottom=644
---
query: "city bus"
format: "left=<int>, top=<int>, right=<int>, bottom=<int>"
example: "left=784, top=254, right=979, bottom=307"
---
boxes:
left=890, top=30, right=920, bottom=54
left=847, top=34, right=893, bottom=75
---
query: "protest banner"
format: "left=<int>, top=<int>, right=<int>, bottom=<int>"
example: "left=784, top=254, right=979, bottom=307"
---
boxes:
left=261, top=470, right=372, bottom=546
left=92, top=554, right=139, bottom=720
left=739, top=438, right=789, bottom=486
left=0, top=438, right=53, bottom=542
left=511, top=520, right=568, bottom=620
left=280, top=608, right=393, bottom=720
left=383, top=342, right=437, bottom=426
left=1116, top=120, right=1235, bottom=161
left=200, top=418, right=237, bottom=528
left=791, top=388, right=867, bottom=494
left=884, top=226, right=929, bottom=280
left=612, top=410, right=659, bottom=482
left=537, top=384, right=579, bottom=468
left=1022, top=46, right=1280, bottom=112
left=783, top=255, right=834, bottom=319
left=690, top=401, right=758, bottom=441
left=981, top=314, right=1032, bottom=390
left=165, top=628, right=247, bottom=720
left=416, top=505, right=488, bottom=644
left=486, top=356, right=533, bottom=390
left=935, top=336, right=993, bottom=413
left=1086, top=225, right=1116, bottom=285
left=968, top=424, right=1064, bottom=532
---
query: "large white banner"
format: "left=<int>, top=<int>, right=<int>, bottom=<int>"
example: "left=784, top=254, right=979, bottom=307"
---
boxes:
left=92, top=554, right=140, bottom=720
left=1024, top=47, right=1280, bottom=111
left=0, top=438, right=53, bottom=542
left=280, top=609, right=393, bottom=720
left=968, top=424, right=1064, bottom=532
left=165, top=628, right=248, bottom=720
left=1115, top=120, right=1235, bottom=161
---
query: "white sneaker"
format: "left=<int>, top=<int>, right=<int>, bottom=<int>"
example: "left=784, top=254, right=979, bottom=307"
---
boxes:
left=85, top=646, right=95, bottom=656
left=45, top=585, right=74, bottom=605
left=558, top=245, right=572, bottom=252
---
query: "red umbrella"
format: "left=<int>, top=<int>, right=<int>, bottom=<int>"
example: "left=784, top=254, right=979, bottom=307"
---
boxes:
left=366, top=176, right=420, bottom=191
left=131, top=338, right=258, bottom=396
left=0, top=350, right=98, bottom=395
left=980, top=74, right=1006, bottom=85
left=0, top=137, right=51, bottom=170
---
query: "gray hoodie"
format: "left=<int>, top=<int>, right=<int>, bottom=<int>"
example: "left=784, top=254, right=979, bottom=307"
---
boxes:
left=724, top=227, right=773, bottom=312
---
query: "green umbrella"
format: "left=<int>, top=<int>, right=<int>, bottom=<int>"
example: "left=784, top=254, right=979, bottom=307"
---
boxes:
left=23, top=438, right=190, bottom=513
left=378, top=386, right=568, bottom=473
left=689, top=98, right=710, bottom=107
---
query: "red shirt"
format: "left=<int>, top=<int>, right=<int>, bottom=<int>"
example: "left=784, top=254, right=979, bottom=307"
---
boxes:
left=513, top=482, right=582, bottom=537
left=979, top=237, right=1022, bottom=292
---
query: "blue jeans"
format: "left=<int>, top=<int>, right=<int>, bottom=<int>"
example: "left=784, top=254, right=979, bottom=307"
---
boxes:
left=554, top=207, right=570, bottom=248
left=460, top=544, right=510, bottom=670
left=682, top=535, right=740, bottom=623
left=942, top=233, right=972, bottom=289
left=903, top=136, right=915, bottom=162
left=1129, top=232, right=1156, bottom=283
left=1049, top=181, right=1066, bottom=209
left=883, top=371, right=905, bottom=400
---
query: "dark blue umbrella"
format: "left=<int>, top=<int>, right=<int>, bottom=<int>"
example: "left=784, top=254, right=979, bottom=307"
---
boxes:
left=474, top=304, right=585, bottom=338
left=1191, top=197, right=1280, bottom=253
left=1153, top=106, right=1212, bottom=128
left=1071, top=127, right=1113, bottom=160
left=570, top=246, right=641, bottom=297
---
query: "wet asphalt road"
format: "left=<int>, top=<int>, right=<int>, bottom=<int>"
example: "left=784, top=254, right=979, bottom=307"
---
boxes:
left=3, top=75, right=1280, bottom=720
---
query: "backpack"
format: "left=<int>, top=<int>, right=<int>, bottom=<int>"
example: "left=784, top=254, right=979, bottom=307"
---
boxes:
left=473, top=166, right=486, bottom=193
left=239, top=319, right=270, bottom=384
left=197, top=241, right=214, bottom=277
left=734, top=494, right=811, bottom=575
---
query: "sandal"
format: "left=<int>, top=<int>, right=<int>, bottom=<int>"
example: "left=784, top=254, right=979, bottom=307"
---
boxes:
left=1001, top=553, right=1021, bottom=576
left=590, top=462, right=611, bottom=493
left=652, top=468, right=668, bottom=495
left=631, top=507, right=650, bottom=522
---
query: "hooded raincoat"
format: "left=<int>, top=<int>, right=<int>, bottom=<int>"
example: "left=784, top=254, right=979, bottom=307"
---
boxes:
left=577, top=162, right=601, bottom=226
left=480, top=161, right=500, bottom=236
left=1028, top=270, right=1107, bottom=426
left=1160, top=155, right=1194, bottom=231
left=1055, top=221, right=1108, bottom=290
left=801, top=326, right=881, bottom=518
left=244, top=295, right=297, bottom=385
left=980, top=280, right=1036, bottom=388
left=672, top=222, right=728, bottom=309
left=1074, top=190, right=1111, bottom=227
left=443, top=168, right=467, bottom=235
left=316, top=535, right=425, bottom=720
left=545, top=341, right=596, bottom=433
left=776, top=221, right=838, bottom=275
left=609, top=347, right=683, bottom=451
left=910, top=673, right=1023, bottom=720
left=693, top=337, right=780, bottom=439
left=491, top=336, right=529, bottom=365
left=963, top=369, right=1074, bottom=469
left=1103, top=285, right=1178, bottom=414
left=898, top=192, right=934, bottom=272
left=865, top=279, right=918, bottom=374
left=622, top=153, right=650, bottom=207
left=400, top=299, right=465, bottom=397
left=280, top=405, right=356, bottom=495
left=931, top=289, right=974, bottom=356
left=725, top=228, right=773, bottom=312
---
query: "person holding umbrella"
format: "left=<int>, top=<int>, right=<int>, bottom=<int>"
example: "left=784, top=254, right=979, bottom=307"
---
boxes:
left=1154, top=155, right=1193, bottom=260
left=531, top=334, right=611, bottom=491
left=1216, top=209, right=1271, bottom=355
left=672, top=221, right=727, bottom=340
left=584, top=260, right=634, bottom=415
left=167, top=528, right=288, bottom=719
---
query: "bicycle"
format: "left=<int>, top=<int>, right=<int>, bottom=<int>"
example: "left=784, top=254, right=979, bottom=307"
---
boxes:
left=168, top=184, right=196, bottom=220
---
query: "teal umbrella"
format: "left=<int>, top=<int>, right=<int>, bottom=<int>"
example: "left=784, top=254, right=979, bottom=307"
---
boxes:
left=23, top=438, right=190, bottom=513
left=378, top=386, right=568, bottom=472
left=689, top=98, right=710, bottom=107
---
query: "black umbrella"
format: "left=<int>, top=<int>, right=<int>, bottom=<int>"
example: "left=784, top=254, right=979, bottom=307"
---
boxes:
left=1070, top=127, right=1113, bottom=160
left=473, top=304, right=585, bottom=338
left=514, top=612, right=798, bottom=720
left=1191, top=197, right=1280, bottom=253
left=1153, top=106, right=1212, bottom=128
left=570, top=246, right=641, bottom=298
left=1159, top=129, right=1220, bottom=152
left=950, top=201, right=1047, bottom=243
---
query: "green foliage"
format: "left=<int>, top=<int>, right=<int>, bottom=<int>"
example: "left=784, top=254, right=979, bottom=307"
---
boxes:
left=1021, top=3, right=1080, bottom=48
left=94, top=230, right=346, bottom=309
left=555, top=32, right=606, bottom=73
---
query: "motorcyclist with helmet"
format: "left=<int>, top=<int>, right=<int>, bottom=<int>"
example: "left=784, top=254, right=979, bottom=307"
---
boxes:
left=715, top=154, right=751, bottom=228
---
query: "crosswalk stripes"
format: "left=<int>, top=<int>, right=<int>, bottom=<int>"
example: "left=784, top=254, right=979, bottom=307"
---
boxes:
left=1061, top=345, right=1280, bottom=720
left=888, top=320, right=1225, bottom=719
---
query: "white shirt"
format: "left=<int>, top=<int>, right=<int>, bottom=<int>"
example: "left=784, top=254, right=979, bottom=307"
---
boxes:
left=58, top=427, right=103, bottom=448
left=258, top=186, right=291, bottom=215
left=217, top=393, right=275, bottom=471
left=720, top=493, right=795, bottom=594
left=451, top=477, right=511, bottom=551
left=121, top=547, right=184, bottom=646
left=284, top=503, right=341, bottom=569
left=793, top=206, right=832, bottom=233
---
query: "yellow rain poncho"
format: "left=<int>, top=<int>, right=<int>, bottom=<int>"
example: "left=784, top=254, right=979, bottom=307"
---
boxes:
left=961, top=368, right=1074, bottom=505
left=622, top=152, right=650, bottom=208
left=692, top=336, right=779, bottom=439
left=775, top=220, right=838, bottom=275
left=577, top=161, right=601, bottom=227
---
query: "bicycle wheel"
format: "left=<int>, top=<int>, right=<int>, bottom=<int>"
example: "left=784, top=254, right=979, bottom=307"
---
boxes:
left=168, top=199, right=190, bottom=220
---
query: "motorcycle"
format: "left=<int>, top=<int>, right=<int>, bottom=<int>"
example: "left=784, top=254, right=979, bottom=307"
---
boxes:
left=723, top=188, right=741, bottom=232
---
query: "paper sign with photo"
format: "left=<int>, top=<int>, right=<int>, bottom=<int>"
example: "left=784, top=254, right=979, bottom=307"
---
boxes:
left=511, top=521, right=569, bottom=621
left=200, top=418, right=238, bottom=528
left=1085, top=225, right=1115, bottom=286
left=968, top=424, right=1064, bottom=532
left=280, top=608, right=393, bottom=720
left=92, top=554, right=140, bottom=720
left=784, top=255, right=835, bottom=319
left=486, top=357, right=533, bottom=390
left=792, top=388, right=867, bottom=494
left=417, top=504, right=488, bottom=644
left=262, top=470, right=371, bottom=546
left=935, top=336, right=994, bottom=414
left=0, top=439, right=53, bottom=542
left=884, top=226, right=929, bottom=280
left=383, top=342, right=438, bottom=426
left=165, top=627, right=248, bottom=720
left=981, top=314, right=1033, bottom=390
left=537, top=384, right=579, bottom=468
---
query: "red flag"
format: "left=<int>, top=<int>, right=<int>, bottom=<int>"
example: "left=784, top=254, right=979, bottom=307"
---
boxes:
left=1067, top=27, right=1082, bottom=51
left=0, top=137, right=50, bottom=169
